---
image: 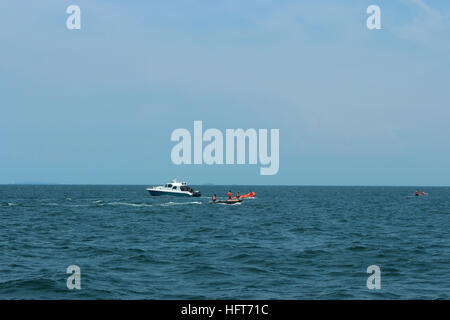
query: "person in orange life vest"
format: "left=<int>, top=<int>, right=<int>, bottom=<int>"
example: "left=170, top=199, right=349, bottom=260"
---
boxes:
left=227, top=191, right=232, bottom=200
left=421, top=191, right=425, bottom=196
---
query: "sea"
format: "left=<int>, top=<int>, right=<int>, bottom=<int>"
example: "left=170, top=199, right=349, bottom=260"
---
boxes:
left=0, top=185, right=449, bottom=299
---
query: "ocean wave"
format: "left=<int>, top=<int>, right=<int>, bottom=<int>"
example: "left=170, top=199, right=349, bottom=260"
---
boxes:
left=42, top=203, right=59, bottom=206
left=65, top=204, right=89, bottom=208
left=91, top=200, right=106, bottom=207
left=2, top=202, right=19, bottom=207
left=0, top=276, right=64, bottom=293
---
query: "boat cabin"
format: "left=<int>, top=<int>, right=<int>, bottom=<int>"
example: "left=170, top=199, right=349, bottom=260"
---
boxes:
left=164, top=181, right=192, bottom=192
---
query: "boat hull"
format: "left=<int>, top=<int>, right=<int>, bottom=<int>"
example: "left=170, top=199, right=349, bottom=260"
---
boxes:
left=147, top=190, right=193, bottom=197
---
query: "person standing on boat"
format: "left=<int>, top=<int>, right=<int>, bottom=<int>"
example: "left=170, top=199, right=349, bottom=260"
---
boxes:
left=227, top=190, right=232, bottom=200
left=212, top=194, right=217, bottom=202
left=236, top=192, right=240, bottom=199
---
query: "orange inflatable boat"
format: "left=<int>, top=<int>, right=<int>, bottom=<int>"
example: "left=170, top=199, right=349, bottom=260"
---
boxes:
left=235, top=192, right=256, bottom=199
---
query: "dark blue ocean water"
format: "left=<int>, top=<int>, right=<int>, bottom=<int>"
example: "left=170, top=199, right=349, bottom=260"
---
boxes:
left=0, top=185, right=449, bottom=299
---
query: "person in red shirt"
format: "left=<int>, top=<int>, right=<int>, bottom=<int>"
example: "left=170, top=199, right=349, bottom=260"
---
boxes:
left=227, top=191, right=232, bottom=200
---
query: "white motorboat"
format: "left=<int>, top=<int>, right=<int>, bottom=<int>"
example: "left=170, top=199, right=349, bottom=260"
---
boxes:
left=146, top=179, right=201, bottom=197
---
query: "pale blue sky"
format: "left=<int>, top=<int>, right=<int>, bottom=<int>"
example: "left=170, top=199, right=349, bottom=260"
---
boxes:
left=1, top=0, right=450, bottom=185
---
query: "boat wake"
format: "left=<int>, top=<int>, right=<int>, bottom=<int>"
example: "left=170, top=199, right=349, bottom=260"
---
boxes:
left=95, top=200, right=203, bottom=208
left=159, top=201, right=202, bottom=207
left=107, top=202, right=154, bottom=208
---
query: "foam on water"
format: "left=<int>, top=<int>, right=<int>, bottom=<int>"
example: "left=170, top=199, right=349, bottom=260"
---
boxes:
left=107, top=202, right=154, bottom=208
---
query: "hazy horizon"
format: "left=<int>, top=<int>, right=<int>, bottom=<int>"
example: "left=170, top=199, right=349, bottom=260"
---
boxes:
left=2, top=183, right=449, bottom=187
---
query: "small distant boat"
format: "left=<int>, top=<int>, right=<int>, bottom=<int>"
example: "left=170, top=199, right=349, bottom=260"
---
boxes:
left=211, top=199, right=242, bottom=205
left=146, top=179, right=201, bottom=197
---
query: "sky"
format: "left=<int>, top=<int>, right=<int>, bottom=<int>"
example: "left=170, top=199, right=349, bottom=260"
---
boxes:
left=1, top=0, right=450, bottom=185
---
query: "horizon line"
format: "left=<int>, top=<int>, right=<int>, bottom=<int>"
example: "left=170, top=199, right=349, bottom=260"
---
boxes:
left=1, top=183, right=449, bottom=187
